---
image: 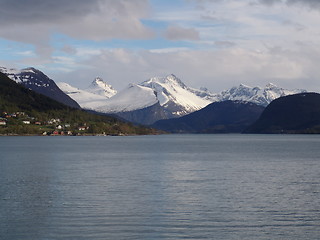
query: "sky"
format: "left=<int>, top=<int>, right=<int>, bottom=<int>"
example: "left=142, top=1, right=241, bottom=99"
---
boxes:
left=1, top=0, right=320, bottom=92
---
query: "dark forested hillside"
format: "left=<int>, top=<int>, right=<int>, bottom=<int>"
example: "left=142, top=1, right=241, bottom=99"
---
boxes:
left=244, top=92, right=320, bottom=134
left=152, top=100, right=264, bottom=133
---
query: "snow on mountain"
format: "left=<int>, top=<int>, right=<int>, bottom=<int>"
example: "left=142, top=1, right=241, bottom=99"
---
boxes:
left=57, top=77, right=117, bottom=110
left=56, top=82, right=108, bottom=109
left=0, top=66, right=80, bottom=108
left=0, top=67, right=49, bottom=86
left=97, top=84, right=158, bottom=113
left=2, top=65, right=306, bottom=124
left=140, top=74, right=212, bottom=117
left=93, top=74, right=212, bottom=117
left=218, top=83, right=306, bottom=106
left=85, top=77, right=117, bottom=98
left=58, top=72, right=305, bottom=120
left=0, top=67, right=26, bottom=83
left=187, top=86, right=220, bottom=102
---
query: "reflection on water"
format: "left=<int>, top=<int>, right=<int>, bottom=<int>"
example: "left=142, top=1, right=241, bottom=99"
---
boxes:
left=1, top=135, right=320, bottom=239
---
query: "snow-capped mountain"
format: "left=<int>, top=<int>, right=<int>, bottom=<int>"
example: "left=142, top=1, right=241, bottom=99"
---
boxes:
left=58, top=73, right=306, bottom=125
left=85, top=77, right=117, bottom=98
left=56, top=82, right=107, bottom=109
left=139, top=74, right=212, bottom=117
left=1, top=65, right=307, bottom=125
left=97, top=84, right=158, bottom=113
left=65, top=74, right=213, bottom=119
left=217, top=83, right=306, bottom=106
left=57, top=77, right=117, bottom=109
left=0, top=66, right=80, bottom=108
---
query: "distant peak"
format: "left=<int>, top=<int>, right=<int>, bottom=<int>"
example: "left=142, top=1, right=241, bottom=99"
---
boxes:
left=238, top=83, right=251, bottom=88
left=200, top=87, right=208, bottom=92
left=21, top=67, right=41, bottom=74
left=166, top=73, right=177, bottom=79
left=92, top=77, right=105, bottom=84
left=94, top=76, right=104, bottom=82
left=86, top=76, right=117, bottom=98
left=91, top=77, right=115, bottom=89
left=265, top=83, right=278, bottom=89
left=165, top=74, right=187, bottom=87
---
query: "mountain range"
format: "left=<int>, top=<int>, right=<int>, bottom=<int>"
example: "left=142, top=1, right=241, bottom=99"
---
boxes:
left=1, top=66, right=312, bottom=130
left=58, top=74, right=305, bottom=125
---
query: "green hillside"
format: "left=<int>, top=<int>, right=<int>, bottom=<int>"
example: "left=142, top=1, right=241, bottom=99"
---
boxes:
left=0, top=72, right=159, bottom=135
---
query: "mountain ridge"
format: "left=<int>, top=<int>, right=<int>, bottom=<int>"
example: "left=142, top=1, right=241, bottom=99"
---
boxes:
left=85, top=77, right=117, bottom=98
left=60, top=74, right=306, bottom=112
left=1, top=66, right=308, bottom=126
left=0, top=66, right=80, bottom=109
left=244, top=92, right=320, bottom=134
left=59, top=73, right=307, bottom=125
left=152, top=100, right=265, bottom=133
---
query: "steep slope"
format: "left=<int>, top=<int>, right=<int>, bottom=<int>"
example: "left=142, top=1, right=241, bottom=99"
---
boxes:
left=152, top=101, right=265, bottom=133
left=97, top=84, right=158, bottom=113
left=85, top=77, right=117, bottom=98
left=57, top=82, right=107, bottom=109
left=58, top=77, right=116, bottom=110
left=244, top=93, right=320, bottom=134
left=0, top=72, right=159, bottom=135
left=0, top=67, right=80, bottom=108
left=140, top=74, right=212, bottom=117
left=115, top=102, right=167, bottom=125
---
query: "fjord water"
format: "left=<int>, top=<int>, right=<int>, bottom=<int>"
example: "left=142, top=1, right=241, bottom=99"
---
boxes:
left=1, top=135, right=319, bottom=240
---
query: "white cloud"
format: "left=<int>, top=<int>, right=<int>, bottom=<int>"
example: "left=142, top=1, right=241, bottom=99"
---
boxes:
left=256, top=0, right=320, bottom=9
left=16, top=51, right=35, bottom=57
left=48, top=45, right=320, bottom=93
left=2, top=0, right=320, bottom=93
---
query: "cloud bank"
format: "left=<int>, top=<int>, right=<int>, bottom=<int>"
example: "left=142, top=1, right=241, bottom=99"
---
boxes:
left=0, top=0, right=153, bottom=56
left=1, top=0, right=320, bottom=92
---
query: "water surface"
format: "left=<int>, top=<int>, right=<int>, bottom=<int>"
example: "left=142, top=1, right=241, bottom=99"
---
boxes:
left=1, top=135, right=320, bottom=239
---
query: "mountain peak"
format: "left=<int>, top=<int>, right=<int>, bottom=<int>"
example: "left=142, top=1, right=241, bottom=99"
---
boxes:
left=265, top=83, right=278, bottom=89
left=0, top=66, right=80, bottom=108
left=166, top=73, right=178, bottom=80
left=164, top=74, right=186, bottom=88
left=144, top=74, right=186, bottom=87
left=239, top=83, right=251, bottom=88
left=21, top=67, right=38, bottom=74
left=92, top=76, right=104, bottom=84
left=86, top=77, right=117, bottom=98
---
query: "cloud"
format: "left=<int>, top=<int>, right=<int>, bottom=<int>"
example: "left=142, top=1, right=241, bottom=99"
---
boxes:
left=0, top=0, right=97, bottom=24
left=256, top=0, right=320, bottom=9
left=49, top=45, right=320, bottom=93
left=0, top=0, right=154, bottom=54
left=3, top=0, right=320, bottom=94
left=164, top=25, right=200, bottom=41
left=61, top=45, right=77, bottom=55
